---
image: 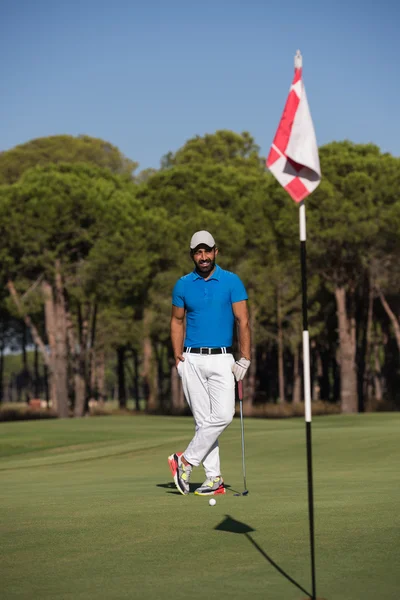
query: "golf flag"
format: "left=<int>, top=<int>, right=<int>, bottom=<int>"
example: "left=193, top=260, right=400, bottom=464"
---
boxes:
left=267, top=51, right=321, bottom=600
left=267, top=50, right=321, bottom=202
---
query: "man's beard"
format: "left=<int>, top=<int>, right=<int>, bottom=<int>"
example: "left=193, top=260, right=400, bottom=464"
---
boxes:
left=194, top=258, right=216, bottom=277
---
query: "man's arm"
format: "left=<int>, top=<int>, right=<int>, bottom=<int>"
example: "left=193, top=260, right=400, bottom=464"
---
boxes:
left=171, top=305, right=185, bottom=367
left=232, top=300, right=251, bottom=360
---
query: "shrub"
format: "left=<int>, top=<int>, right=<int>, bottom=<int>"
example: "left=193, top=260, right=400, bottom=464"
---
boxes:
left=0, top=403, right=58, bottom=422
left=241, top=400, right=341, bottom=419
left=88, top=401, right=132, bottom=417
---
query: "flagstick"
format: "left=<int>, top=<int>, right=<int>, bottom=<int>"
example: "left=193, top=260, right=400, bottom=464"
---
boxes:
left=267, top=48, right=322, bottom=599
left=299, top=200, right=316, bottom=600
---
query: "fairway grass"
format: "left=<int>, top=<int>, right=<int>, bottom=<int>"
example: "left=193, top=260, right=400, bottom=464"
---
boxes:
left=1, top=413, right=399, bottom=599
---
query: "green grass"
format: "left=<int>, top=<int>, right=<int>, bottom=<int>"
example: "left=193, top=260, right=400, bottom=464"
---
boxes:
left=0, top=413, right=399, bottom=600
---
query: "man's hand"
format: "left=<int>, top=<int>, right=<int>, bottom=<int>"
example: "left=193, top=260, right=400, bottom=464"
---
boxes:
left=232, top=357, right=251, bottom=382
left=175, top=354, right=185, bottom=368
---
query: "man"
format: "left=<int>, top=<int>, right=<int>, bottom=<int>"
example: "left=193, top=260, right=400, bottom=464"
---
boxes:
left=168, top=230, right=251, bottom=496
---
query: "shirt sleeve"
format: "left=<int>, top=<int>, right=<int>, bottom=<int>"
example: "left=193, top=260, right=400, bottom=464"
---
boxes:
left=231, top=275, right=248, bottom=303
left=172, top=279, right=185, bottom=308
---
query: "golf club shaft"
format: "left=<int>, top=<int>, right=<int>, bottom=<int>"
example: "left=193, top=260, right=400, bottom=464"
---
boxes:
left=238, top=381, right=247, bottom=491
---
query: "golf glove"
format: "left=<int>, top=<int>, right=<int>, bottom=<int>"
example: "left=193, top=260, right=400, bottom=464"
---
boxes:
left=232, top=357, right=251, bottom=382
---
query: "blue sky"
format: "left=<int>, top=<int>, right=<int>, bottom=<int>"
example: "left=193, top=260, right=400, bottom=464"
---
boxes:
left=1, top=0, right=398, bottom=172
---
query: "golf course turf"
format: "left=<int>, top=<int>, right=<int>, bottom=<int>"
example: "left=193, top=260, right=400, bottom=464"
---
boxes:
left=1, top=412, right=399, bottom=599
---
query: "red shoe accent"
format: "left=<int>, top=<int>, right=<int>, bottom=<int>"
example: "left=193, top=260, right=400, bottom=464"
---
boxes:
left=213, top=485, right=226, bottom=495
left=168, top=452, right=182, bottom=478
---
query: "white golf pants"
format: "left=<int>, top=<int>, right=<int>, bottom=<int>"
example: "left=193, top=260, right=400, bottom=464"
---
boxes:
left=177, top=352, right=235, bottom=478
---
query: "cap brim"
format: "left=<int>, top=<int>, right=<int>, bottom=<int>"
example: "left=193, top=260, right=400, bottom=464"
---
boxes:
left=191, top=244, right=214, bottom=252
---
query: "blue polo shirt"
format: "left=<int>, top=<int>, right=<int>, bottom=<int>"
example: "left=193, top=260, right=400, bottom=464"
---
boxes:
left=172, top=265, right=248, bottom=348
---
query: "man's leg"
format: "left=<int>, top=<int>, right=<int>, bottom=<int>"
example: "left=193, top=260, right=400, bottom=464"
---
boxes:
left=180, top=353, right=213, bottom=464
left=201, top=441, right=220, bottom=479
left=184, top=354, right=235, bottom=471
left=168, top=353, right=210, bottom=495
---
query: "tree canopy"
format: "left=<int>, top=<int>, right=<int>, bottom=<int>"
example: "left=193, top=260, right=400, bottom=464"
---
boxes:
left=0, top=135, right=137, bottom=185
left=1, top=131, right=400, bottom=416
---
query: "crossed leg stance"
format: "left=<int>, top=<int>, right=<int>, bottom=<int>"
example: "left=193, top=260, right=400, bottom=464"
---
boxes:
left=168, top=353, right=235, bottom=495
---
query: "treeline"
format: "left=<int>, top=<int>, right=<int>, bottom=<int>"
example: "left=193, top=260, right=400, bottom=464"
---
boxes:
left=0, top=131, right=399, bottom=417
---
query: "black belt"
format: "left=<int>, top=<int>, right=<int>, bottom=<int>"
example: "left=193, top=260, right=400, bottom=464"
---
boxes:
left=184, top=346, right=233, bottom=355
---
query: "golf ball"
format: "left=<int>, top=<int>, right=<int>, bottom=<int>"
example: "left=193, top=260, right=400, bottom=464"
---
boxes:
left=209, top=498, right=216, bottom=506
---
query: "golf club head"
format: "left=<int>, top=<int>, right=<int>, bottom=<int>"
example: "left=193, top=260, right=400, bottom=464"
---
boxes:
left=234, top=490, right=249, bottom=496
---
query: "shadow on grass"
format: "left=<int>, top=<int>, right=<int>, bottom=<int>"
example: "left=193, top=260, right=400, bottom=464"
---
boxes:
left=156, top=482, right=233, bottom=494
left=156, top=482, right=204, bottom=494
left=215, top=514, right=312, bottom=598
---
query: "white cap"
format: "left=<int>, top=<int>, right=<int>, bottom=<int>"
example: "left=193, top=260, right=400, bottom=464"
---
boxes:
left=190, top=230, right=216, bottom=250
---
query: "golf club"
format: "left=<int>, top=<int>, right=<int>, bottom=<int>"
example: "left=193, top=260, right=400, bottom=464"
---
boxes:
left=234, top=380, right=249, bottom=496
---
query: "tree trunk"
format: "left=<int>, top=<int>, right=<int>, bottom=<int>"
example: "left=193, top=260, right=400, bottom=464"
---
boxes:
left=132, top=349, right=140, bottom=411
left=74, top=368, right=86, bottom=416
left=96, top=349, right=106, bottom=403
left=44, top=364, right=49, bottom=406
left=54, top=263, right=69, bottom=417
left=142, top=309, right=159, bottom=412
left=41, top=283, right=58, bottom=410
left=0, top=345, right=4, bottom=404
left=277, top=287, right=286, bottom=403
left=42, top=277, right=69, bottom=418
left=21, top=322, right=31, bottom=403
left=311, top=344, right=322, bottom=402
left=373, top=346, right=383, bottom=404
left=335, top=286, right=358, bottom=413
left=363, top=275, right=374, bottom=405
left=155, top=344, right=166, bottom=410
left=22, top=322, right=28, bottom=370
left=73, top=301, right=89, bottom=417
left=117, top=346, right=127, bottom=408
left=42, top=280, right=57, bottom=407
left=65, top=302, right=79, bottom=413
left=246, top=304, right=257, bottom=409
left=65, top=297, right=88, bottom=415
left=89, top=349, right=97, bottom=402
left=34, top=344, right=40, bottom=398
left=373, top=324, right=383, bottom=405
left=292, top=343, right=302, bottom=404
left=319, top=349, right=331, bottom=401
left=87, top=303, right=97, bottom=403
left=0, top=319, right=4, bottom=403
left=376, top=286, right=400, bottom=352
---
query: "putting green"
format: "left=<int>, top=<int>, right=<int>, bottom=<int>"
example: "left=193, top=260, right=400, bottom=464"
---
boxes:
left=0, top=413, right=399, bottom=599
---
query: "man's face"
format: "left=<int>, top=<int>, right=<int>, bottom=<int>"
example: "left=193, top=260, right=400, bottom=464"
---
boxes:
left=191, top=246, right=218, bottom=275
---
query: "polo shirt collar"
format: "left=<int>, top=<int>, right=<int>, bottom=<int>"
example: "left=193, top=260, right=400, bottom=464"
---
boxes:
left=191, top=265, right=221, bottom=281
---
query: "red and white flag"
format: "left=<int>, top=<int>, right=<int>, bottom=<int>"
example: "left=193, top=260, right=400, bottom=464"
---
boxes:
left=267, top=51, right=321, bottom=202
